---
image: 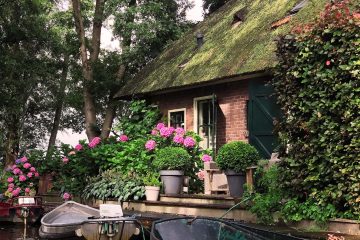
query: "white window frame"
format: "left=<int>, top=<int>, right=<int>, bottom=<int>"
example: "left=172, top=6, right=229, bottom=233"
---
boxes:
left=193, top=95, right=213, bottom=133
left=168, top=108, right=186, bottom=130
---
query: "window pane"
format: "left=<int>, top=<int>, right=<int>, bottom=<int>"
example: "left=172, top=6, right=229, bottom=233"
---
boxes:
left=169, top=111, right=185, bottom=128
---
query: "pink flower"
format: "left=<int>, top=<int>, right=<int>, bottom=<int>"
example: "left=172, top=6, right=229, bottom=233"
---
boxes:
left=119, top=135, right=129, bottom=142
left=8, top=183, right=14, bottom=188
left=62, top=157, right=69, bottom=164
left=23, top=163, right=31, bottom=169
left=7, top=188, right=13, bottom=193
left=173, top=135, right=184, bottom=144
left=156, top=122, right=165, bottom=130
left=88, top=137, right=101, bottom=148
left=63, top=192, right=71, bottom=200
left=27, top=172, right=33, bottom=178
left=151, top=129, right=158, bottom=135
left=202, top=154, right=212, bottom=162
left=20, top=156, right=28, bottom=163
left=68, top=151, right=76, bottom=155
left=12, top=189, right=20, bottom=197
left=34, top=172, right=39, bottom=177
left=11, top=164, right=17, bottom=170
left=160, top=127, right=173, bottom=138
left=196, top=170, right=206, bottom=180
left=25, top=188, right=30, bottom=193
left=145, top=140, right=156, bottom=151
left=13, top=168, right=21, bottom=175
left=30, top=167, right=36, bottom=172
left=19, top=175, right=27, bottom=182
left=175, top=127, right=185, bottom=135
left=75, top=144, right=83, bottom=151
left=184, top=137, right=196, bottom=148
left=7, top=177, right=14, bottom=183
left=326, top=60, right=331, bottom=66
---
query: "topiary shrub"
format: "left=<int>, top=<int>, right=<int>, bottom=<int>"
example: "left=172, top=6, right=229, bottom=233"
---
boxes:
left=216, top=141, right=260, bottom=173
left=153, top=147, right=192, bottom=170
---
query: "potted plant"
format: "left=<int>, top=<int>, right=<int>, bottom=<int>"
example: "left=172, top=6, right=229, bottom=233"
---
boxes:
left=153, top=146, right=191, bottom=194
left=216, top=141, right=260, bottom=197
left=143, top=173, right=161, bottom=201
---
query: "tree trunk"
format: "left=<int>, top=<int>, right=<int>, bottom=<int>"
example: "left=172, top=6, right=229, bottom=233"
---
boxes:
left=47, top=54, right=69, bottom=151
left=4, top=115, right=19, bottom=167
left=72, top=0, right=106, bottom=141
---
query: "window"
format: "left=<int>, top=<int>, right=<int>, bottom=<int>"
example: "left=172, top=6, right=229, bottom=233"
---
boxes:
left=168, top=108, right=186, bottom=129
left=194, top=95, right=217, bottom=150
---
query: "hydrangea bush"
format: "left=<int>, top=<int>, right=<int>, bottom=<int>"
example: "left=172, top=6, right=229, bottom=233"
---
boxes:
left=3, top=156, right=39, bottom=198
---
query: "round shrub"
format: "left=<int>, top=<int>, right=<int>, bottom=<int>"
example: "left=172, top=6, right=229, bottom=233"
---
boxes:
left=216, top=141, right=260, bottom=173
left=153, top=147, right=191, bottom=170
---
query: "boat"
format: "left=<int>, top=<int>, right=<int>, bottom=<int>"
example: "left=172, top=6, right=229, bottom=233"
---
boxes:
left=39, top=201, right=140, bottom=240
left=0, top=196, right=44, bottom=224
left=150, top=217, right=307, bottom=240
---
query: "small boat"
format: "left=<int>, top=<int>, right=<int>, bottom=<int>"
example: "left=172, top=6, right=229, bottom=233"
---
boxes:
left=150, top=217, right=306, bottom=240
left=0, top=196, right=44, bottom=224
left=39, top=201, right=140, bottom=240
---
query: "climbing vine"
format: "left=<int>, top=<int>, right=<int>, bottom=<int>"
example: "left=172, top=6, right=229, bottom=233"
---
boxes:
left=272, top=0, right=360, bottom=219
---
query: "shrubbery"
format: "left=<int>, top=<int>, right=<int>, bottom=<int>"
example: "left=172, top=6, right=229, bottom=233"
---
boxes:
left=153, top=147, right=192, bottom=170
left=272, top=1, right=360, bottom=219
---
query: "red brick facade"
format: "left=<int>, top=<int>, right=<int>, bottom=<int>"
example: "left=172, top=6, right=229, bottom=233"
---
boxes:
left=149, top=80, right=250, bottom=149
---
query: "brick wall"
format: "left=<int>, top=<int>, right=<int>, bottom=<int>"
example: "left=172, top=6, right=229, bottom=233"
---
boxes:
left=149, top=79, right=252, bottom=149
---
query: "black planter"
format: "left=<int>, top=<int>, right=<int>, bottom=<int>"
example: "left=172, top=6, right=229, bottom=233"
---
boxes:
left=159, top=170, right=184, bottom=194
left=224, top=170, right=246, bottom=198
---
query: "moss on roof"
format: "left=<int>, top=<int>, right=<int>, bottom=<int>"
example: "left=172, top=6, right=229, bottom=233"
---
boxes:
left=116, top=0, right=329, bottom=97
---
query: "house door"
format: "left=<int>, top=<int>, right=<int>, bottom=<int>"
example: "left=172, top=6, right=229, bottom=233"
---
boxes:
left=248, top=79, right=280, bottom=159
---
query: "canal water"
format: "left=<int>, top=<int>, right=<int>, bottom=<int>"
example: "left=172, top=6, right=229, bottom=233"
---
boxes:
left=0, top=222, right=150, bottom=240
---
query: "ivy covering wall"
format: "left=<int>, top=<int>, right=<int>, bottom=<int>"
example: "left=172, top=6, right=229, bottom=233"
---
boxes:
left=272, top=1, right=360, bottom=219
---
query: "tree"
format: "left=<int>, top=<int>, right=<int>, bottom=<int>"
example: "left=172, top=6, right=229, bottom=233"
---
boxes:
left=203, top=0, right=229, bottom=15
left=70, top=0, right=192, bottom=141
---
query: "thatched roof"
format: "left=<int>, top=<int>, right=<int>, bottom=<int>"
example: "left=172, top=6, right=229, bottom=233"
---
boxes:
left=115, top=0, right=328, bottom=98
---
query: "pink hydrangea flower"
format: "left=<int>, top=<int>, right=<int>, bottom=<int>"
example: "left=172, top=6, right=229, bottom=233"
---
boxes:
left=63, top=192, right=71, bottom=201
left=62, top=157, right=69, bottom=164
left=196, top=170, right=206, bottom=181
left=25, top=188, right=30, bottom=193
left=173, top=135, right=184, bottom=144
left=156, top=122, right=165, bottom=130
left=145, top=140, right=156, bottom=151
left=184, top=137, right=196, bottom=148
left=7, top=188, right=13, bottom=193
left=202, top=154, right=212, bottom=162
left=30, top=167, right=36, bottom=172
left=13, top=168, right=21, bottom=175
left=20, top=156, right=28, bottom=163
left=27, top=172, right=33, bottom=178
left=34, top=172, right=39, bottom=177
left=8, top=183, right=14, bottom=188
left=151, top=129, right=158, bottom=135
left=160, top=127, right=173, bottom=138
left=12, top=189, right=20, bottom=197
left=19, top=175, right=27, bottom=182
left=75, top=144, right=83, bottom=151
left=7, top=177, right=14, bottom=183
left=23, top=163, right=31, bottom=169
left=119, top=135, right=129, bottom=142
left=11, top=164, right=17, bottom=170
left=175, top=127, right=185, bottom=135
left=88, top=137, right=101, bottom=148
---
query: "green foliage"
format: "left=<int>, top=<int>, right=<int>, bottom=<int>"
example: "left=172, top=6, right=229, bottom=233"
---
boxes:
left=82, top=170, right=145, bottom=201
left=203, top=0, right=229, bottom=15
left=153, top=147, right=191, bottom=170
left=216, top=141, right=260, bottom=172
left=282, top=198, right=338, bottom=223
left=273, top=1, right=360, bottom=219
left=116, top=100, right=161, bottom=138
left=244, top=165, right=283, bottom=224
left=28, top=148, right=62, bottom=175
left=142, top=172, right=161, bottom=187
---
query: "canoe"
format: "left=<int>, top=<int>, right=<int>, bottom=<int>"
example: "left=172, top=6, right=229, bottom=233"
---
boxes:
left=0, top=196, right=44, bottom=224
left=150, top=217, right=306, bottom=240
left=39, top=201, right=140, bottom=240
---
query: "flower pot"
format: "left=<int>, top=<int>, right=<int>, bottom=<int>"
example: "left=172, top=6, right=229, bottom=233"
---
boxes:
left=224, top=170, right=246, bottom=198
left=159, top=170, right=184, bottom=194
left=145, top=186, right=160, bottom=201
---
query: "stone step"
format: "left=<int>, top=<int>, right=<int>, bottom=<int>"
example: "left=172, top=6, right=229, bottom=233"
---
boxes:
left=159, top=194, right=237, bottom=205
